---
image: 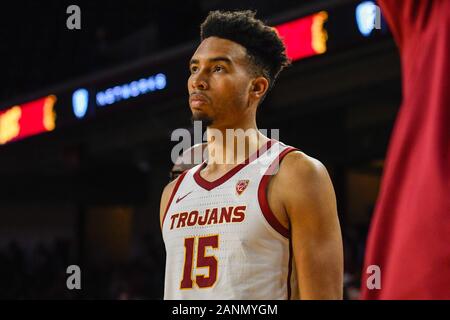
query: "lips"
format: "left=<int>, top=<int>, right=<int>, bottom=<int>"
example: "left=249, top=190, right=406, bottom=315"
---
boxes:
left=189, top=93, right=209, bottom=108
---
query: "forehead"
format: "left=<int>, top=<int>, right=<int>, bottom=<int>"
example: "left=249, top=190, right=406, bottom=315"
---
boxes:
left=191, top=36, right=248, bottom=65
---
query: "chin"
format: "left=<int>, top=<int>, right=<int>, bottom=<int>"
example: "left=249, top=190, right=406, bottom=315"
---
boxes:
left=191, top=112, right=214, bottom=127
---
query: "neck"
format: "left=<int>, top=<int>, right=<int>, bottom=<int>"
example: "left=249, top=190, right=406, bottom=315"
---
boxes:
left=205, top=120, right=269, bottom=168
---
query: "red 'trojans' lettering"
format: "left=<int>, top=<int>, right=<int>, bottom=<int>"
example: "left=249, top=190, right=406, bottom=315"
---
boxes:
left=170, top=205, right=246, bottom=230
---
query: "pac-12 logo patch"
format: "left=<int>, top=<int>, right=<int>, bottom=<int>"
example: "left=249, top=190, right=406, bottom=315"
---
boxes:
left=236, top=179, right=250, bottom=195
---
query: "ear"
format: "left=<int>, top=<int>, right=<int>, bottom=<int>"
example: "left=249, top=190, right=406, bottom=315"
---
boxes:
left=249, top=76, right=269, bottom=101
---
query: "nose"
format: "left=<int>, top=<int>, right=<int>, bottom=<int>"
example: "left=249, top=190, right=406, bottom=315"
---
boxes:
left=190, top=71, right=209, bottom=91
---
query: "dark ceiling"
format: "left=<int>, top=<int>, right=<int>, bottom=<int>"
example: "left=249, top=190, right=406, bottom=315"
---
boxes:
left=0, top=0, right=308, bottom=105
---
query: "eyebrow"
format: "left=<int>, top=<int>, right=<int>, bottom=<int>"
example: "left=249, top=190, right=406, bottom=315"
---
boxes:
left=189, top=56, right=233, bottom=66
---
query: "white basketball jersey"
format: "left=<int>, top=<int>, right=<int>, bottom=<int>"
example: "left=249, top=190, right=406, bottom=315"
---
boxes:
left=162, top=140, right=300, bottom=299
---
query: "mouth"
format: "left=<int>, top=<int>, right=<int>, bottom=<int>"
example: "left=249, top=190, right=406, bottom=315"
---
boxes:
left=190, top=99, right=208, bottom=109
left=189, top=94, right=209, bottom=108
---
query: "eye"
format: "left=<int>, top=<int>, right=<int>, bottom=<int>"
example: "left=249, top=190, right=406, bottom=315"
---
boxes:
left=213, top=65, right=224, bottom=72
left=190, top=65, right=198, bottom=73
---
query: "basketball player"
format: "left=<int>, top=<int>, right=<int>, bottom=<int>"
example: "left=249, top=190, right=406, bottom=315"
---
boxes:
left=160, top=10, right=343, bottom=299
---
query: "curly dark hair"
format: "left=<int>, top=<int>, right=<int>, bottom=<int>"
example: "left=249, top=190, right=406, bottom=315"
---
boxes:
left=200, top=10, right=291, bottom=98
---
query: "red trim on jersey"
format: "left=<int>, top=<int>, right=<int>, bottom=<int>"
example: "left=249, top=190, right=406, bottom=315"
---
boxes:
left=287, top=237, right=293, bottom=299
left=162, top=170, right=188, bottom=228
left=257, top=146, right=299, bottom=239
left=193, top=139, right=275, bottom=191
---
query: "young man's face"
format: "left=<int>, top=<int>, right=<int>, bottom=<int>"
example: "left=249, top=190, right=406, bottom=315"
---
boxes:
left=188, top=36, right=255, bottom=128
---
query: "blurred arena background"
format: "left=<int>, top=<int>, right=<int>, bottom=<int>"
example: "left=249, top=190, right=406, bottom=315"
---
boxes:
left=0, top=0, right=401, bottom=299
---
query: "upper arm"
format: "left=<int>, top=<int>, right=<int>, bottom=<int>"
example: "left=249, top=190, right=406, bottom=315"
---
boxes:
left=278, top=151, right=343, bottom=299
left=160, top=179, right=177, bottom=229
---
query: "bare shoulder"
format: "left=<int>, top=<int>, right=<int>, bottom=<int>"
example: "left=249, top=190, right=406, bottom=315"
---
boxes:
left=274, top=150, right=336, bottom=215
left=277, top=150, right=330, bottom=185
left=162, top=177, right=179, bottom=199
left=159, top=177, right=181, bottom=228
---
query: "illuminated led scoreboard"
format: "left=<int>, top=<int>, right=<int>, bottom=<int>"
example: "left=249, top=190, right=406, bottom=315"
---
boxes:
left=0, top=1, right=387, bottom=146
left=274, top=11, right=329, bottom=61
left=0, top=95, right=57, bottom=145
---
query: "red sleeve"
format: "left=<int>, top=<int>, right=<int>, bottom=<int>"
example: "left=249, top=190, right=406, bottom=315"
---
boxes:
left=361, top=0, right=450, bottom=299
left=377, top=0, right=434, bottom=50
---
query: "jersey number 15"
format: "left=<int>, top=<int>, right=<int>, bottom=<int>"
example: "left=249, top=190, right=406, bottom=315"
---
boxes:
left=180, top=235, right=219, bottom=289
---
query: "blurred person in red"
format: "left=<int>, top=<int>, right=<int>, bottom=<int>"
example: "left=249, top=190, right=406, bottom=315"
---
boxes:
left=361, top=0, right=450, bottom=299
